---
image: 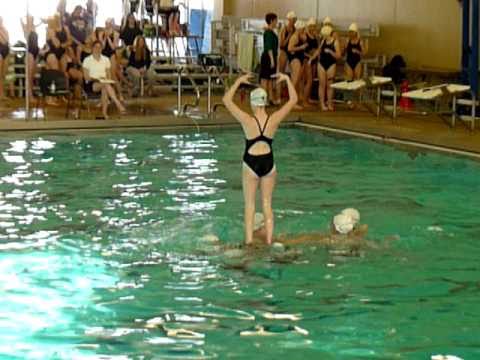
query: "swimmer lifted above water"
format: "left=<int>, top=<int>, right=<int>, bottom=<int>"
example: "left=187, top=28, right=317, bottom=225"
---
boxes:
left=223, top=73, right=298, bottom=246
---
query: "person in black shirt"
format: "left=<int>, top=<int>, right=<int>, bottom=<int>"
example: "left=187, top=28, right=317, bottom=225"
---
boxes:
left=383, top=55, right=407, bottom=85
left=120, top=14, right=143, bottom=49
left=260, top=13, right=279, bottom=105
left=126, top=35, right=152, bottom=97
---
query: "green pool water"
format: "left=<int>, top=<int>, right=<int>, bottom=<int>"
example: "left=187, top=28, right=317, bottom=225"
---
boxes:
left=0, top=128, right=478, bottom=360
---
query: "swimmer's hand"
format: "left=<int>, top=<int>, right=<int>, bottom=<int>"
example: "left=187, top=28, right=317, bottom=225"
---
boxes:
left=272, top=73, right=289, bottom=82
left=237, top=73, right=255, bottom=85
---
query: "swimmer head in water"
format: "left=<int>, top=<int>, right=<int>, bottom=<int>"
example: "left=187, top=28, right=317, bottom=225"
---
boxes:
left=333, top=208, right=360, bottom=235
left=254, top=212, right=265, bottom=231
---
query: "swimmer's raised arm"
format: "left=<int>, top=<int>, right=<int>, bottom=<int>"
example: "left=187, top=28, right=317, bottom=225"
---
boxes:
left=270, top=73, right=298, bottom=124
left=222, top=73, right=253, bottom=124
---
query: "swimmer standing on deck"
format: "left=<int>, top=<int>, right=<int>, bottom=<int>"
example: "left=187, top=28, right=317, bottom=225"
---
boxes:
left=222, top=73, right=298, bottom=246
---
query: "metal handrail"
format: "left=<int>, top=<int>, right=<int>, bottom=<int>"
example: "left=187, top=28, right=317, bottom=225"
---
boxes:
left=205, top=66, right=226, bottom=118
left=181, top=68, right=202, bottom=115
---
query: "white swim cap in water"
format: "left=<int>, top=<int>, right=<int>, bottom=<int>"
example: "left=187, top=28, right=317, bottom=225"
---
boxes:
left=341, top=208, right=360, bottom=224
left=431, top=356, right=464, bottom=360
left=254, top=212, right=265, bottom=230
left=333, top=213, right=355, bottom=235
left=201, top=234, right=220, bottom=243
left=250, top=88, right=268, bottom=107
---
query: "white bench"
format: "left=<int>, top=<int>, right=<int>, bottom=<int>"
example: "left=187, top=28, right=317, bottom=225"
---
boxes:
left=331, top=76, right=396, bottom=118
left=402, top=84, right=473, bottom=128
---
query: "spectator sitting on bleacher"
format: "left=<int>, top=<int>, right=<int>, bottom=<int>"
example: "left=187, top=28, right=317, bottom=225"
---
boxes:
left=44, top=14, right=73, bottom=74
left=81, top=27, right=106, bottom=67
left=103, top=18, right=120, bottom=59
left=127, top=35, right=152, bottom=97
left=68, top=6, right=90, bottom=64
left=0, top=16, right=10, bottom=100
left=65, top=48, right=84, bottom=118
left=120, top=14, right=143, bottom=49
left=82, top=40, right=126, bottom=119
left=111, top=47, right=129, bottom=102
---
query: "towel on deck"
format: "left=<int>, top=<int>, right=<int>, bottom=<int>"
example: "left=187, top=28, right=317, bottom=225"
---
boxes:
left=237, top=32, right=255, bottom=72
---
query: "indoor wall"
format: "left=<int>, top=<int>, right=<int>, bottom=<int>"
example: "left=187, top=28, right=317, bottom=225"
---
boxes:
left=223, top=0, right=462, bottom=71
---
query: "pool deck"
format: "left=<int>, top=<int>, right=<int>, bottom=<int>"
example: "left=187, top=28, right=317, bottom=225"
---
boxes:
left=1, top=95, right=479, bottom=156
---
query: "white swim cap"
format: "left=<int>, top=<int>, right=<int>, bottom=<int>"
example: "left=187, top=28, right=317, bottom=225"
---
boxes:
left=307, top=17, right=317, bottom=27
left=323, top=16, right=332, bottom=25
left=201, top=234, right=220, bottom=243
left=250, top=88, right=268, bottom=107
left=295, top=20, right=306, bottom=29
left=333, top=213, right=355, bottom=235
left=341, top=208, right=360, bottom=224
left=349, top=22, right=359, bottom=33
left=254, top=212, right=265, bottom=230
left=286, top=11, right=297, bottom=20
left=321, top=25, right=333, bottom=37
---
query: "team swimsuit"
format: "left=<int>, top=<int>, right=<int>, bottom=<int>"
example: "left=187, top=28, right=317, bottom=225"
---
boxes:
left=243, top=116, right=275, bottom=177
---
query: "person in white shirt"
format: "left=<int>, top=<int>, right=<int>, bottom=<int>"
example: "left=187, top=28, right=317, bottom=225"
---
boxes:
left=82, top=40, right=126, bottom=119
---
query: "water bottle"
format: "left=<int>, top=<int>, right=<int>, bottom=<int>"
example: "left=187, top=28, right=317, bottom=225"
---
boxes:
left=50, top=81, right=56, bottom=94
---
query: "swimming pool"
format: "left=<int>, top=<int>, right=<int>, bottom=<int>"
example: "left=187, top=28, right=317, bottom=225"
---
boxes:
left=0, top=128, right=478, bottom=359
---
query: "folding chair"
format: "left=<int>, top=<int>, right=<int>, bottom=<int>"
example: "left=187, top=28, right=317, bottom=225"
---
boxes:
left=34, top=69, right=72, bottom=120
left=79, top=86, right=103, bottom=119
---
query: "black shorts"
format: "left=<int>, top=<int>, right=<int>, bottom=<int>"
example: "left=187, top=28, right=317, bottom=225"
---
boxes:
left=259, top=52, right=277, bottom=80
left=84, top=80, right=100, bottom=94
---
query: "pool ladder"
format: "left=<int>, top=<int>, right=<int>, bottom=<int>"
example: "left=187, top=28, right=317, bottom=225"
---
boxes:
left=174, top=66, right=226, bottom=120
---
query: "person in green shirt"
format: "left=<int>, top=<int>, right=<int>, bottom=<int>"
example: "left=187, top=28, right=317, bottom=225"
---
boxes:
left=260, top=13, right=279, bottom=105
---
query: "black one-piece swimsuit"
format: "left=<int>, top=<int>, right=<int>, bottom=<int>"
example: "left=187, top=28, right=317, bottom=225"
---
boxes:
left=243, top=116, right=274, bottom=177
